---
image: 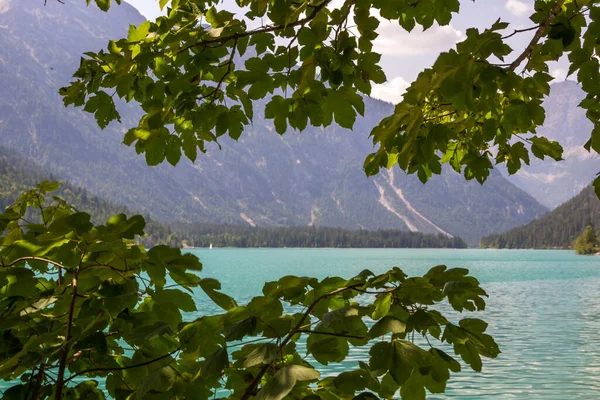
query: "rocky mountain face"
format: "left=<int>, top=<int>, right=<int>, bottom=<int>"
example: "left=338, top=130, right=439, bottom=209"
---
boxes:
left=0, top=0, right=549, bottom=244
left=504, top=81, right=600, bottom=209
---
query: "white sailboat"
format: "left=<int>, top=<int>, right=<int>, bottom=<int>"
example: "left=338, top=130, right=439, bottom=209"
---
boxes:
left=209, top=243, right=213, bottom=249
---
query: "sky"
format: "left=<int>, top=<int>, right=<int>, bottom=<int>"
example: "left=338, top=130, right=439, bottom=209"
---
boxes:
left=124, top=0, right=568, bottom=104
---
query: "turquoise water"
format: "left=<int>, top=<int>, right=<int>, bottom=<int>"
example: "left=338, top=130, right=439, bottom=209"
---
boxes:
left=188, top=249, right=600, bottom=399
left=2, top=249, right=599, bottom=398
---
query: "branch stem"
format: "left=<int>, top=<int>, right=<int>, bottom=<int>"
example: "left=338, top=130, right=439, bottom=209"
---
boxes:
left=54, top=270, right=78, bottom=399
left=65, top=348, right=180, bottom=383
left=239, top=284, right=361, bottom=400
left=177, top=0, right=332, bottom=55
left=508, top=0, right=565, bottom=71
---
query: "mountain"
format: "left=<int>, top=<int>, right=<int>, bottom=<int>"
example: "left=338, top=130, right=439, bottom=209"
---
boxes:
left=0, top=0, right=548, bottom=245
left=0, top=147, right=469, bottom=249
left=0, top=146, right=179, bottom=246
left=480, top=184, right=600, bottom=249
left=503, top=81, right=600, bottom=209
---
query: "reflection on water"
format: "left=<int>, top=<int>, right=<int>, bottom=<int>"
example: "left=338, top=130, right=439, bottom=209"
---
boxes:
left=438, top=278, right=600, bottom=398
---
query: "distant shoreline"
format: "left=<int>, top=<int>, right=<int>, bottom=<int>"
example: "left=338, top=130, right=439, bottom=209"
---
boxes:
left=180, top=247, right=576, bottom=250
left=181, top=246, right=465, bottom=250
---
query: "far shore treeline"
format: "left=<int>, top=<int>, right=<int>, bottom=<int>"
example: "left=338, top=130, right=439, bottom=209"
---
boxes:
left=174, top=224, right=467, bottom=249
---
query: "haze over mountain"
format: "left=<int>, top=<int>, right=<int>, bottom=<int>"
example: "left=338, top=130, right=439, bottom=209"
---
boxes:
left=503, top=81, right=600, bottom=209
left=0, top=0, right=549, bottom=244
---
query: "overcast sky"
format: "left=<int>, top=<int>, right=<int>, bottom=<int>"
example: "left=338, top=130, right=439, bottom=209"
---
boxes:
left=123, top=0, right=568, bottom=104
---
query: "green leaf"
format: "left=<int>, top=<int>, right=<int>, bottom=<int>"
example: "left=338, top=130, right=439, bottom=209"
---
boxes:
left=369, top=342, right=393, bottom=374
left=400, top=369, right=426, bottom=400
left=256, top=365, right=320, bottom=400
left=202, top=347, right=229, bottom=378
left=180, top=317, right=224, bottom=357
left=334, top=369, right=375, bottom=395
left=83, top=91, right=120, bottom=129
left=128, top=21, right=151, bottom=42
left=138, top=366, right=177, bottom=397
left=368, top=316, right=407, bottom=338
left=48, top=212, right=93, bottom=236
left=530, top=137, right=564, bottom=161
left=389, top=341, right=431, bottom=386
left=200, top=278, right=238, bottom=310
left=154, top=289, right=197, bottom=312
left=243, top=343, right=279, bottom=368
left=353, top=393, right=380, bottom=400
left=307, top=335, right=349, bottom=365
left=224, top=316, right=258, bottom=341
left=372, top=293, right=392, bottom=319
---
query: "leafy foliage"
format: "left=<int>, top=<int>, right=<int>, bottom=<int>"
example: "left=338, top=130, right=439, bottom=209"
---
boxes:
left=60, top=0, right=600, bottom=195
left=573, top=223, right=599, bottom=254
left=0, top=184, right=499, bottom=399
left=480, top=184, right=600, bottom=249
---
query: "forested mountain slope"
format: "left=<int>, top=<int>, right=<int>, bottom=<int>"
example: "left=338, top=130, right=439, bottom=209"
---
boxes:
left=480, top=185, right=600, bottom=249
left=0, top=0, right=548, bottom=244
left=0, top=146, right=178, bottom=246
left=0, top=148, right=468, bottom=248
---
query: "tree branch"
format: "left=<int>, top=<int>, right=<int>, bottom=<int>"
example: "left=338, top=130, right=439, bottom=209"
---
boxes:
left=54, top=264, right=80, bottom=399
left=197, top=38, right=238, bottom=103
left=501, top=25, right=540, bottom=40
left=508, top=0, right=566, bottom=71
left=240, top=283, right=362, bottom=400
left=3, top=256, right=67, bottom=270
left=176, top=0, right=332, bottom=55
left=65, top=347, right=180, bottom=383
left=296, top=330, right=366, bottom=340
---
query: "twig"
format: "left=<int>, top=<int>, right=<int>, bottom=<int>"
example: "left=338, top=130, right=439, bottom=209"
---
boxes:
left=3, top=257, right=67, bottom=270
left=508, top=0, right=566, bottom=71
left=196, top=38, right=238, bottom=103
left=54, top=260, right=81, bottom=399
left=501, top=25, right=539, bottom=40
left=296, top=330, right=366, bottom=340
left=65, top=347, right=180, bottom=382
left=177, top=0, right=332, bottom=56
left=239, top=284, right=362, bottom=400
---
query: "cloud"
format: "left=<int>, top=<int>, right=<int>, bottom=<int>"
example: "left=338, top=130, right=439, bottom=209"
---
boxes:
left=373, top=23, right=464, bottom=56
left=550, top=67, right=568, bottom=81
left=124, top=0, right=164, bottom=20
left=0, top=0, right=11, bottom=13
left=371, top=77, right=410, bottom=104
left=505, top=0, right=531, bottom=17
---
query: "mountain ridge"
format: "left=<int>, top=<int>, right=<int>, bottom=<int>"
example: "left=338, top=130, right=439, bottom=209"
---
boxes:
left=0, top=0, right=549, bottom=245
left=480, top=184, right=600, bottom=249
left=503, top=81, right=600, bottom=209
left=0, top=146, right=469, bottom=249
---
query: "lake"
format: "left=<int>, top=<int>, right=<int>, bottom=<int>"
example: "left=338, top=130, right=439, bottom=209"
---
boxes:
left=187, top=248, right=600, bottom=399
left=2, top=248, right=598, bottom=398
